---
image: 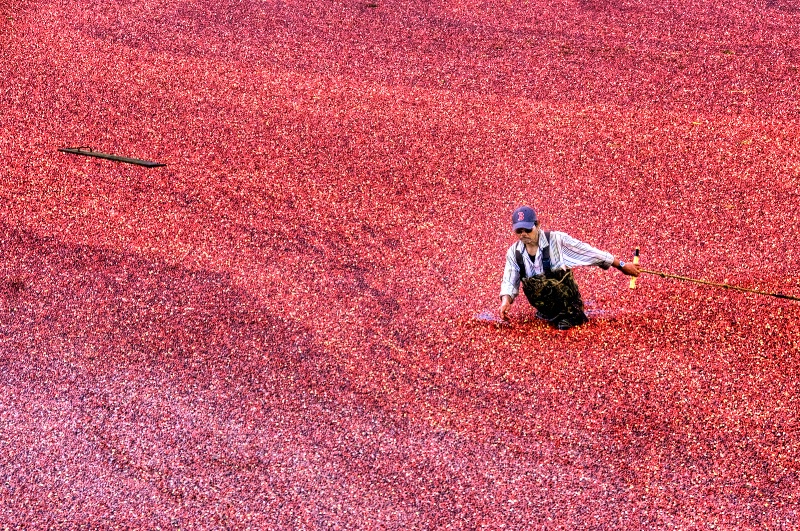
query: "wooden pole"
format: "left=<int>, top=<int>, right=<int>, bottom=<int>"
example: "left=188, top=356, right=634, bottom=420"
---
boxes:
left=59, top=147, right=165, bottom=168
left=629, top=247, right=640, bottom=289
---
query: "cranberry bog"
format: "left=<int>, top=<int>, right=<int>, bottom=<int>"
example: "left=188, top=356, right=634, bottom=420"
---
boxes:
left=1, top=0, right=799, bottom=528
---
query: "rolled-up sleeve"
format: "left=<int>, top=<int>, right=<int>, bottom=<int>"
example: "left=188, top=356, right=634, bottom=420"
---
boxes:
left=500, top=244, right=522, bottom=300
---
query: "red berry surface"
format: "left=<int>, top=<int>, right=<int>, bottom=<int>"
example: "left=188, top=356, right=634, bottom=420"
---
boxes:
left=1, top=0, right=799, bottom=528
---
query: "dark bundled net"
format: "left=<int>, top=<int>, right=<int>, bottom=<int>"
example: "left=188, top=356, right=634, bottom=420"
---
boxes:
left=521, top=269, right=588, bottom=324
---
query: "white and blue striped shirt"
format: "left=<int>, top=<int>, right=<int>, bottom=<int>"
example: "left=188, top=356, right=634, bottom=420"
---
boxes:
left=500, top=229, right=614, bottom=301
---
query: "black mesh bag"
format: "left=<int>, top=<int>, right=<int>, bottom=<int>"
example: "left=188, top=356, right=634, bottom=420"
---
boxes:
left=520, top=269, right=588, bottom=325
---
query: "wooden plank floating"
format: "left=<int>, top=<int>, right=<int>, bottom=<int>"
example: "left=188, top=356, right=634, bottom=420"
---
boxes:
left=58, top=147, right=166, bottom=168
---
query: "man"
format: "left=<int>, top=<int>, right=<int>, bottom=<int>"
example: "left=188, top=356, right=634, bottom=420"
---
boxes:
left=499, top=205, right=640, bottom=330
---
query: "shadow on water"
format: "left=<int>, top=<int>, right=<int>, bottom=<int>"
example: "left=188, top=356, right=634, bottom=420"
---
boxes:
left=0, top=224, right=344, bottom=395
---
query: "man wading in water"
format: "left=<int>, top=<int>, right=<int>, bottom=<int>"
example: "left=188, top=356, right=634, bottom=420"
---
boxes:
left=499, top=206, right=641, bottom=330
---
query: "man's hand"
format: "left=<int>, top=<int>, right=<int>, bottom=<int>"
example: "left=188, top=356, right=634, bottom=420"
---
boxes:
left=616, top=259, right=641, bottom=277
left=498, top=295, right=513, bottom=320
left=622, top=262, right=641, bottom=276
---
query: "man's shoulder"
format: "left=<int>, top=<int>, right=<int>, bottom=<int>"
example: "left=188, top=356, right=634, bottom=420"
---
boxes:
left=543, top=230, right=569, bottom=243
left=506, top=241, right=524, bottom=254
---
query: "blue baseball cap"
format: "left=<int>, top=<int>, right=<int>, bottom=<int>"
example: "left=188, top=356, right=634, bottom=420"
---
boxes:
left=511, top=206, right=537, bottom=230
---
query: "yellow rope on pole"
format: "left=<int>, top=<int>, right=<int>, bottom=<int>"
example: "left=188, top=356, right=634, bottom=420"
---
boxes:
left=639, top=268, right=800, bottom=302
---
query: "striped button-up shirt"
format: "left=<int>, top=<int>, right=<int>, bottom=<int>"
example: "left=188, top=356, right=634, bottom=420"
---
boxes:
left=500, top=229, right=614, bottom=301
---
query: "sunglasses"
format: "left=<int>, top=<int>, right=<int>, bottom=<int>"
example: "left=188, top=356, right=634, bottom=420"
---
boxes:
left=515, top=228, right=533, bottom=234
